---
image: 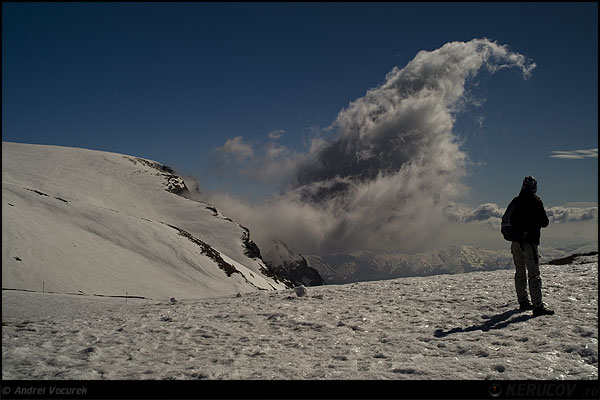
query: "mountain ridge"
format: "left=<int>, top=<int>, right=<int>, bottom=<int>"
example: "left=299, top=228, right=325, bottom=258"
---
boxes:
left=305, top=243, right=598, bottom=284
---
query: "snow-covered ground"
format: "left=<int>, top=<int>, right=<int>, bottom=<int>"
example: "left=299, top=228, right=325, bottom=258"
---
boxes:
left=3, top=255, right=597, bottom=380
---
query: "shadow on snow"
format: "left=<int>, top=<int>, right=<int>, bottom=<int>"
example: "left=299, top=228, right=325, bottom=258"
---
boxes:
left=433, top=309, right=533, bottom=338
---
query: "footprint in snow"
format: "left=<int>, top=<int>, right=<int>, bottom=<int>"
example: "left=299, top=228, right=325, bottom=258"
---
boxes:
left=393, top=367, right=417, bottom=374
left=494, top=364, right=506, bottom=373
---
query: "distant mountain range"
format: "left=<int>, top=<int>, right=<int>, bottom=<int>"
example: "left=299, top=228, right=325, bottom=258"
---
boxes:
left=303, top=243, right=598, bottom=285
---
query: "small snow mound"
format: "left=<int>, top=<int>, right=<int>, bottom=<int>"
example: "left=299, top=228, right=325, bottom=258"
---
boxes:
left=294, top=285, right=308, bottom=297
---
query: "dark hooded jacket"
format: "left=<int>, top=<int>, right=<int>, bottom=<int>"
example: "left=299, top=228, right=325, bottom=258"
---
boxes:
left=509, top=190, right=550, bottom=245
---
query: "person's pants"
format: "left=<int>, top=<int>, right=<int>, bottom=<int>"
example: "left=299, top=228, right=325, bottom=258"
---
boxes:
left=511, top=241, right=543, bottom=307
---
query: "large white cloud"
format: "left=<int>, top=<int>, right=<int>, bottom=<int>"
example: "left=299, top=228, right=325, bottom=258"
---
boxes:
left=206, top=39, right=538, bottom=254
left=243, top=142, right=307, bottom=183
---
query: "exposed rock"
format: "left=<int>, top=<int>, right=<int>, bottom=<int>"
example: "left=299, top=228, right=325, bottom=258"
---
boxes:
left=164, top=175, right=188, bottom=195
left=546, top=251, right=599, bottom=265
left=165, top=223, right=240, bottom=278
left=206, top=206, right=218, bottom=216
left=124, top=156, right=189, bottom=195
left=240, top=225, right=262, bottom=260
left=294, top=285, right=308, bottom=297
left=261, top=240, right=325, bottom=287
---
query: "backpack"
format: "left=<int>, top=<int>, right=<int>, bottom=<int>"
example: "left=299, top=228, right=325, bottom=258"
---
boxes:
left=501, top=198, right=524, bottom=242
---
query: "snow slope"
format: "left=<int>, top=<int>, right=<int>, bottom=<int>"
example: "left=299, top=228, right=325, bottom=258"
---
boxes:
left=2, top=254, right=597, bottom=380
left=2, top=142, right=288, bottom=299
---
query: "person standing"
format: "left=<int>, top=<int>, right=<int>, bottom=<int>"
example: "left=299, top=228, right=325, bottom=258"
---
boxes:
left=506, top=176, right=554, bottom=317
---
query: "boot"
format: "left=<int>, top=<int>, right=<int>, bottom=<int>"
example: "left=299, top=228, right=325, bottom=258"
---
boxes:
left=519, top=300, right=534, bottom=310
left=533, top=305, right=555, bottom=317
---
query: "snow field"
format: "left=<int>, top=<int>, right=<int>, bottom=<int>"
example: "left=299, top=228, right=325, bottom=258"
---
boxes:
left=3, top=258, right=597, bottom=380
left=2, top=142, right=287, bottom=299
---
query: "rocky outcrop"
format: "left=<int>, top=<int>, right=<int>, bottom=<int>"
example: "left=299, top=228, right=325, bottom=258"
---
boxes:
left=125, top=156, right=189, bottom=195
left=546, top=251, right=598, bottom=265
left=261, top=240, right=325, bottom=287
left=240, top=225, right=262, bottom=260
left=165, top=223, right=240, bottom=277
left=272, top=256, right=325, bottom=287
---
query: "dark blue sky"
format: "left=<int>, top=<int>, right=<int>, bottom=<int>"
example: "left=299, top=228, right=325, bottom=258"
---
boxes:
left=2, top=2, right=597, bottom=207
